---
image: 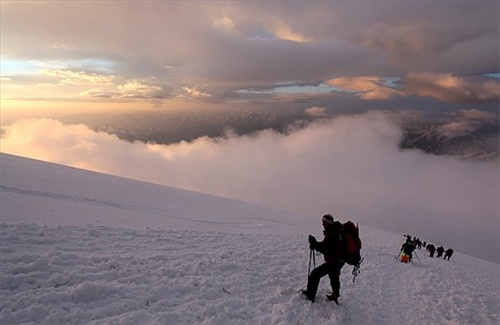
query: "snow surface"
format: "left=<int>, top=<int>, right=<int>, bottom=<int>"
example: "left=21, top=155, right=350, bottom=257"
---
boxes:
left=1, top=153, right=499, bottom=325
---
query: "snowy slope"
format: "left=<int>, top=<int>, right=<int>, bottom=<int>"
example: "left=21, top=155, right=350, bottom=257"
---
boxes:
left=1, top=153, right=498, bottom=325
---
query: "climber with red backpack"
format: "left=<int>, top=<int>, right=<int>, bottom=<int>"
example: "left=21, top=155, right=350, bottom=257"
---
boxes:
left=302, top=214, right=363, bottom=304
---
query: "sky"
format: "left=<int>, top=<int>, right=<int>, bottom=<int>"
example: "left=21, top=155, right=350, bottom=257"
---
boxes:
left=1, top=1, right=499, bottom=123
left=0, top=1, right=499, bottom=257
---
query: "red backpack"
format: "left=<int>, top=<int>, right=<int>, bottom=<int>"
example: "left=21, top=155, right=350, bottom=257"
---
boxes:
left=342, top=221, right=362, bottom=266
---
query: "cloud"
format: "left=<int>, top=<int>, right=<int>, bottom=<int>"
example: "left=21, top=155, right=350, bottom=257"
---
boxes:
left=117, top=80, right=171, bottom=99
left=458, top=109, right=499, bottom=121
left=212, top=17, right=238, bottom=34
left=272, top=23, right=311, bottom=43
left=41, top=69, right=115, bottom=85
left=180, top=86, right=212, bottom=99
left=436, top=120, right=481, bottom=137
left=305, top=106, right=328, bottom=117
left=326, top=74, right=500, bottom=104
left=1, top=113, right=498, bottom=262
left=403, top=73, right=500, bottom=103
left=434, top=108, right=499, bottom=138
left=326, top=76, right=403, bottom=100
left=361, top=21, right=436, bottom=63
left=5, top=1, right=496, bottom=103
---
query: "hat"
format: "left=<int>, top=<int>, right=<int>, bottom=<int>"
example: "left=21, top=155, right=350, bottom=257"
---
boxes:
left=322, top=214, right=334, bottom=225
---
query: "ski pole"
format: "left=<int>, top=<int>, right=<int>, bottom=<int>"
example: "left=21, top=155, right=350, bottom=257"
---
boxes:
left=308, top=249, right=311, bottom=276
left=299, top=249, right=316, bottom=296
left=413, top=251, right=421, bottom=262
left=395, top=249, right=402, bottom=259
left=308, top=249, right=315, bottom=276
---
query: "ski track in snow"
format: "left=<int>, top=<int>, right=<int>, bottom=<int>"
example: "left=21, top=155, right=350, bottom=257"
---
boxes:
left=0, top=185, right=125, bottom=210
left=1, top=223, right=498, bottom=325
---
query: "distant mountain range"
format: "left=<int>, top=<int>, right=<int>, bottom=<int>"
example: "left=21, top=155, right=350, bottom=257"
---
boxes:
left=61, top=110, right=499, bottom=161
left=399, top=124, right=499, bottom=161
left=66, top=110, right=311, bottom=144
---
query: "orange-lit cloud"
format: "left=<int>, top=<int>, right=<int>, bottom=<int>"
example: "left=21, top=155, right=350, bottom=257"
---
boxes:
left=326, top=76, right=403, bottom=100
left=325, top=74, right=500, bottom=104
left=403, top=73, right=500, bottom=103
left=305, top=106, right=328, bottom=117
left=272, top=23, right=311, bottom=43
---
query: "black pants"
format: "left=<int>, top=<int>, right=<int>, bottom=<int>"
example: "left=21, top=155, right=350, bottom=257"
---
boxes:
left=306, top=261, right=344, bottom=301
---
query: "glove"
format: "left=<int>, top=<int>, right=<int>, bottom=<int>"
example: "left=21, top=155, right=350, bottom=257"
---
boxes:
left=308, top=235, right=317, bottom=250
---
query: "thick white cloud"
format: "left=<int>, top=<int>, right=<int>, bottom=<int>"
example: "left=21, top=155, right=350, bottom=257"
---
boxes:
left=1, top=113, right=498, bottom=262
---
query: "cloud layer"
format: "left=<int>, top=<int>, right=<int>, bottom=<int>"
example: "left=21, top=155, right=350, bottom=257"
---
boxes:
left=1, top=113, right=498, bottom=262
left=2, top=1, right=498, bottom=105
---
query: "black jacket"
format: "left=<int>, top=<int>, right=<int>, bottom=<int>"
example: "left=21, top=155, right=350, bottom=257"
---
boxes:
left=315, top=221, right=344, bottom=264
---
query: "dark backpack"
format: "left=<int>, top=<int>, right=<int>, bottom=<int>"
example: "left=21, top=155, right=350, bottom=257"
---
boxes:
left=341, top=221, right=362, bottom=266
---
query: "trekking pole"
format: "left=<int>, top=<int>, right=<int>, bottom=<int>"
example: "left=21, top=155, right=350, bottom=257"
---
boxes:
left=299, top=248, right=316, bottom=296
left=395, top=249, right=402, bottom=259
left=413, top=251, right=421, bottom=262
left=308, top=249, right=312, bottom=276
left=308, top=249, right=316, bottom=276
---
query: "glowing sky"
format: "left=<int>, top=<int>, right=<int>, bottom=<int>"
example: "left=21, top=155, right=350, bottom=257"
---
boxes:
left=1, top=1, right=499, bottom=123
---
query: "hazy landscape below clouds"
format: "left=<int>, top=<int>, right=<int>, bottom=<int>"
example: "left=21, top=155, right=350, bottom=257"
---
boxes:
left=60, top=109, right=313, bottom=146
left=60, top=108, right=499, bottom=160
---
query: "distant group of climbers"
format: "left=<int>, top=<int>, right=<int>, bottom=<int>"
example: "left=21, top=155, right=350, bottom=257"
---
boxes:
left=399, top=235, right=454, bottom=263
left=426, top=243, right=454, bottom=260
